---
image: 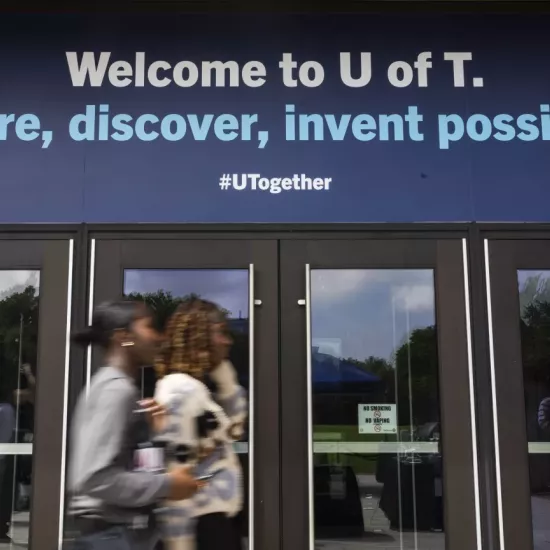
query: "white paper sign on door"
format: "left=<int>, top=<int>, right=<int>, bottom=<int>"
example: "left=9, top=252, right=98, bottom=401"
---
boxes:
left=358, top=404, right=397, bottom=434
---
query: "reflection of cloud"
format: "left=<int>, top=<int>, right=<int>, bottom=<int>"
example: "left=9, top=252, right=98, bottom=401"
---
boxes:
left=517, top=270, right=550, bottom=288
left=311, top=269, right=435, bottom=361
left=392, top=284, right=434, bottom=312
left=0, top=271, right=40, bottom=299
left=312, top=269, right=434, bottom=307
left=312, top=270, right=377, bottom=304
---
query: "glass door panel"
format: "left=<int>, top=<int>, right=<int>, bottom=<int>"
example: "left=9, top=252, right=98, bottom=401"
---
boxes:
left=519, top=270, right=550, bottom=550
left=123, top=269, right=249, bottom=405
left=0, top=270, right=40, bottom=548
left=122, top=268, right=252, bottom=528
left=0, top=239, right=74, bottom=550
left=281, top=238, right=480, bottom=550
left=310, top=269, right=443, bottom=548
left=89, top=237, right=279, bottom=550
left=484, top=238, right=550, bottom=550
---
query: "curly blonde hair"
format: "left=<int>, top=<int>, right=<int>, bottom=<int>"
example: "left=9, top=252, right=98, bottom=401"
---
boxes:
left=155, top=297, right=226, bottom=379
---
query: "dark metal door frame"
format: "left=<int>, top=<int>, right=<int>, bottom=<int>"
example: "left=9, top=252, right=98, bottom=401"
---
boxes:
left=278, top=235, right=481, bottom=550
left=4, top=221, right=546, bottom=550
left=77, top=223, right=505, bottom=550
left=88, top=236, right=280, bottom=550
left=0, top=229, right=78, bottom=550
left=0, top=222, right=549, bottom=550
left=474, top=228, right=550, bottom=550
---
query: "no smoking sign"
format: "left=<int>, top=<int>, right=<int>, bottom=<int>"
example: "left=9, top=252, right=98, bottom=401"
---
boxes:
left=358, top=404, right=397, bottom=435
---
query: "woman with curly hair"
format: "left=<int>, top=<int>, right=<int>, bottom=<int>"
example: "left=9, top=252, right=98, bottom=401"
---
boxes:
left=154, top=297, right=247, bottom=550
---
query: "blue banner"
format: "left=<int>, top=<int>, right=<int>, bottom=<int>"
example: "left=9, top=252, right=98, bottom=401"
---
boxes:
left=0, top=14, right=548, bottom=223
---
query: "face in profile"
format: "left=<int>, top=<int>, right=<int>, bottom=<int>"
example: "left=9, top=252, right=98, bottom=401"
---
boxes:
left=129, top=314, right=161, bottom=366
left=210, top=321, right=233, bottom=367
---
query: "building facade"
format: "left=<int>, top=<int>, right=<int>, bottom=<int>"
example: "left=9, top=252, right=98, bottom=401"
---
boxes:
left=0, top=7, right=548, bottom=550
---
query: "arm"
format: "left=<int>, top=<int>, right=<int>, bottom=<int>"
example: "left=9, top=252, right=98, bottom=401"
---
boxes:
left=208, top=361, right=248, bottom=440
left=75, top=385, right=171, bottom=508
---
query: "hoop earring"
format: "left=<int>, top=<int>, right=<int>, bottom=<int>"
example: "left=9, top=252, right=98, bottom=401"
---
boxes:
left=121, top=341, right=135, bottom=347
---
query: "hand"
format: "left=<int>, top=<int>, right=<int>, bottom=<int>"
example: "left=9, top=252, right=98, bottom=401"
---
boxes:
left=139, top=399, right=166, bottom=434
left=167, top=465, right=203, bottom=500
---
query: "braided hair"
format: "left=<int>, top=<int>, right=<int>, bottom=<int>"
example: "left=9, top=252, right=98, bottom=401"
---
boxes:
left=155, top=297, right=226, bottom=380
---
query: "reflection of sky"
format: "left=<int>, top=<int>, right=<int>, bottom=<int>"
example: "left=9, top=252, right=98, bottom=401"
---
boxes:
left=518, top=270, right=550, bottom=290
left=123, top=268, right=435, bottom=361
left=124, top=269, right=249, bottom=319
left=312, top=270, right=435, bottom=361
left=0, top=270, right=40, bottom=299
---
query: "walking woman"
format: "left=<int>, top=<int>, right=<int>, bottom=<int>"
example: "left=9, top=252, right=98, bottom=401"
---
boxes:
left=67, top=301, right=200, bottom=550
left=154, top=298, right=247, bottom=550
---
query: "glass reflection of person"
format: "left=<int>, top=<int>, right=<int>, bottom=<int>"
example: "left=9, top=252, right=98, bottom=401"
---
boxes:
left=15, top=364, right=35, bottom=405
left=12, top=363, right=35, bottom=512
left=538, top=395, right=550, bottom=432
left=154, top=298, right=247, bottom=550
left=12, top=364, right=36, bottom=440
left=0, top=387, right=15, bottom=542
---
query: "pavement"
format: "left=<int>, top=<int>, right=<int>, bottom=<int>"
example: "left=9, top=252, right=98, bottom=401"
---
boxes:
left=313, top=474, right=445, bottom=550
left=0, top=511, right=29, bottom=549
left=2, top=485, right=550, bottom=549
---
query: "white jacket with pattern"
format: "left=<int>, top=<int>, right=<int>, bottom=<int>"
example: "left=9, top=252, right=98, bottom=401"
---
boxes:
left=154, top=361, right=247, bottom=550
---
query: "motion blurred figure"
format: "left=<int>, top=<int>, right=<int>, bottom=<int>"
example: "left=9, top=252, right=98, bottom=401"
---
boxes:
left=154, top=298, right=247, bottom=550
left=67, top=301, right=200, bottom=550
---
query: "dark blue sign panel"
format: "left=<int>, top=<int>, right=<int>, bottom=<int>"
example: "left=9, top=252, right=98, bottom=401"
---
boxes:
left=0, top=14, right=548, bottom=223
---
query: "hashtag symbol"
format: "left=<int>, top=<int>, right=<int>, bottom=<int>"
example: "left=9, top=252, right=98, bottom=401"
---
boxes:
left=219, top=174, right=231, bottom=190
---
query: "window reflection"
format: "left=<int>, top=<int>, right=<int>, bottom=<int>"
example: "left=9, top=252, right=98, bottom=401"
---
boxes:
left=518, top=270, right=550, bottom=550
left=0, top=270, right=39, bottom=547
left=311, top=270, right=444, bottom=548
left=123, top=269, right=250, bottom=539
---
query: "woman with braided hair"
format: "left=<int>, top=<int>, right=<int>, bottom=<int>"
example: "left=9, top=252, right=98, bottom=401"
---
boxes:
left=154, top=298, right=247, bottom=550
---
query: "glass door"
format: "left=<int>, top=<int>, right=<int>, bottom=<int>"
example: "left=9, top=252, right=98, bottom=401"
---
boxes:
left=87, top=236, right=279, bottom=550
left=0, top=237, right=74, bottom=550
left=483, top=237, right=550, bottom=550
left=280, top=237, right=481, bottom=550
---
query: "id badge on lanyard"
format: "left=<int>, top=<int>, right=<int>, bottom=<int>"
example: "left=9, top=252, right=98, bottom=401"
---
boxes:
left=134, top=443, right=165, bottom=473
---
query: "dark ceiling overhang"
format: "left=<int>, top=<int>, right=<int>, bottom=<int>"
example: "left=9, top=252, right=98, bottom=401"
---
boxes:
left=2, top=1, right=550, bottom=14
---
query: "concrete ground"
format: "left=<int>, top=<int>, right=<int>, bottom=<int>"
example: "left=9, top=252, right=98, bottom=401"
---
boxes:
left=2, top=484, right=550, bottom=549
left=0, top=511, right=28, bottom=549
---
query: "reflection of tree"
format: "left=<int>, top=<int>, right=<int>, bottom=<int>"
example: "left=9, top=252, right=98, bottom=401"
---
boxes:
left=518, top=276, right=550, bottom=440
left=395, top=325, right=439, bottom=426
left=346, top=356, right=393, bottom=378
left=344, top=325, right=439, bottom=426
left=0, top=273, right=39, bottom=301
left=519, top=276, right=550, bottom=388
left=126, top=290, right=230, bottom=331
left=520, top=300, right=550, bottom=385
left=519, top=276, right=550, bottom=490
left=519, top=273, right=550, bottom=317
left=0, top=286, right=39, bottom=401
